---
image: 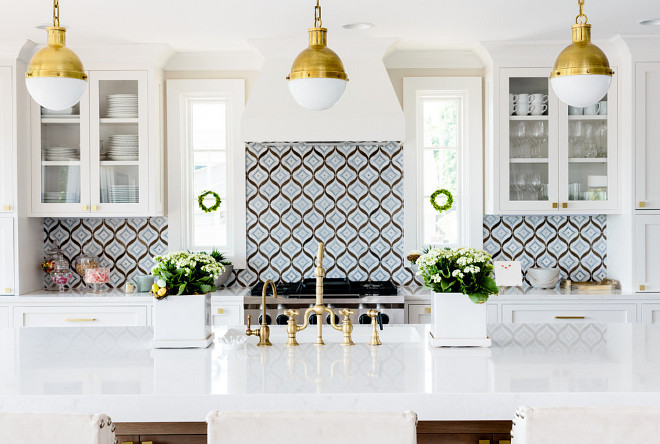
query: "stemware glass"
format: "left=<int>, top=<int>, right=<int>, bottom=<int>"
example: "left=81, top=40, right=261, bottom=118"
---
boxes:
left=511, top=121, right=526, bottom=158
left=569, top=121, right=584, bottom=158
left=596, top=122, right=607, bottom=158
left=528, top=173, right=542, bottom=200
left=511, top=172, right=527, bottom=200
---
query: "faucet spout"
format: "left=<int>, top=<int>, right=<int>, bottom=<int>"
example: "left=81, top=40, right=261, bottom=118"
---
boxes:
left=262, top=279, right=277, bottom=323
left=246, top=279, right=277, bottom=346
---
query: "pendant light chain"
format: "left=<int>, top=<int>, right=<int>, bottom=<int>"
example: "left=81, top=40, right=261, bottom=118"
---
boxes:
left=53, top=0, right=60, bottom=27
left=314, top=0, right=322, bottom=28
left=575, top=0, right=587, bottom=25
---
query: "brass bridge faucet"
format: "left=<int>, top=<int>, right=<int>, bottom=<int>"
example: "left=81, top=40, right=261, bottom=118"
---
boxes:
left=246, top=279, right=277, bottom=346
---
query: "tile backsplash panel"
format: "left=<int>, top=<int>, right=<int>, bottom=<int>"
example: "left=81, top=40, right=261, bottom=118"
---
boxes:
left=483, top=215, right=607, bottom=284
left=44, top=217, right=168, bottom=289
left=237, top=141, right=413, bottom=286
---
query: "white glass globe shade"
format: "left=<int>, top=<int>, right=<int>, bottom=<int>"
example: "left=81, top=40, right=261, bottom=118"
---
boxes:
left=288, top=77, right=348, bottom=111
left=26, top=76, right=87, bottom=110
left=551, top=74, right=611, bottom=108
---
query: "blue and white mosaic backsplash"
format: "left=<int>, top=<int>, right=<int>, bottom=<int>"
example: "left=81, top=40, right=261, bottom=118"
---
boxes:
left=44, top=217, right=168, bottom=289
left=483, top=215, right=607, bottom=284
left=238, top=141, right=410, bottom=286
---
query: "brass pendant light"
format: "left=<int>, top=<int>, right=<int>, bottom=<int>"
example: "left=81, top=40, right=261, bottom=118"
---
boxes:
left=286, top=0, right=349, bottom=111
left=26, top=0, right=87, bottom=110
left=550, top=0, right=614, bottom=107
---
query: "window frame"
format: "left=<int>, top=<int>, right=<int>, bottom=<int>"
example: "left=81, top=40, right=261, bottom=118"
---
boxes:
left=166, top=79, right=246, bottom=268
left=403, top=77, right=483, bottom=258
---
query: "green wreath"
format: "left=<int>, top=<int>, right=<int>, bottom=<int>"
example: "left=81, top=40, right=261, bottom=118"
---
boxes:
left=430, top=189, right=453, bottom=213
left=198, top=190, right=222, bottom=213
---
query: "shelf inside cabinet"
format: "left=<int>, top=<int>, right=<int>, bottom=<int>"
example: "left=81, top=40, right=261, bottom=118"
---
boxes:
left=567, top=115, right=607, bottom=121
left=41, top=117, right=81, bottom=124
left=100, top=161, right=139, bottom=166
left=509, top=115, right=549, bottom=121
left=41, top=160, right=81, bottom=166
left=99, top=118, right=139, bottom=124
left=509, top=158, right=549, bottom=164
left=568, top=158, right=608, bottom=163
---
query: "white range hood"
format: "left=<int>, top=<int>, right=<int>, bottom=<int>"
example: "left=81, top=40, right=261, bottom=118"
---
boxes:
left=242, top=38, right=404, bottom=142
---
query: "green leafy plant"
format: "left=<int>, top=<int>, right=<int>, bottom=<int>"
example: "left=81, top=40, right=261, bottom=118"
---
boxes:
left=416, top=247, right=499, bottom=304
left=208, top=248, right=232, bottom=266
left=151, top=251, right=225, bottom=298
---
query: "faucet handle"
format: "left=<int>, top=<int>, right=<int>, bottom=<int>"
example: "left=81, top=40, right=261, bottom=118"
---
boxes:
left=286, top=309, right=299, bottom=319
left=367, top=310, right=382, bottom=346
left=339, top=308, right=354, bottom=317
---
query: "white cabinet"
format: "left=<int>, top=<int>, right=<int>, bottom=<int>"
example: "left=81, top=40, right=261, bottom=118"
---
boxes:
left=30, top=70, right=159, bottom=217
left=0, top=67, right=13, bottom=215
left=642, top=303, right=660, bottom=324
left=502, top=303, right=637, bottom=323
left=0, top=219, right=14, bottom=295
left=489, top=67, right=618, bottom=214
left=635, top=62, right=660, bottom=210
left=635, top=215, right=660, bottom=293
left=211, top=302, right=243, bottom=327
left=407, top=304, right=432, bottom=324
left=0, top=306, right=8, bottom=328
left=13, top=305, right=148, bottom=327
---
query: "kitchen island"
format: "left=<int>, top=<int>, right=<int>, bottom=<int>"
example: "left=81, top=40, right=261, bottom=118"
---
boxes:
left=1, top=323, right=660, bottom=442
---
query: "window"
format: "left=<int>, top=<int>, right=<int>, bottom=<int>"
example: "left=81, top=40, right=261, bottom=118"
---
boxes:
left=166, top=80, right=246, bottom=267
left=403, top=77, right=483, bottom=255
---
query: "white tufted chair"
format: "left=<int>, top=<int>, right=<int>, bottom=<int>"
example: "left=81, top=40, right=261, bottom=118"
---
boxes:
left=511, top=406, right=660, bottom=444
left=206, top=411, right=418, bottom=444
left=0, top=412, right=116, bottom=444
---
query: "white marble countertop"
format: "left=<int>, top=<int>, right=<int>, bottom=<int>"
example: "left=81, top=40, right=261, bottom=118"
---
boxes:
left=1, top=323, right=660, bottom=422
left=0, top=287, right=249, bottom=303
left=399, top=286, right=660, bottom=301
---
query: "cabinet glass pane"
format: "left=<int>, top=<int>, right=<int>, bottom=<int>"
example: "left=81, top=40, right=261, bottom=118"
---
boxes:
left=40, top=105, right=81, bottom=203
left=566, top=94, right=609, bottom=201
left=97, top=80, right=140, bottom=204
left=508, top=77, right=550, bottom=202
left=100, top=165, right=139, bottom=204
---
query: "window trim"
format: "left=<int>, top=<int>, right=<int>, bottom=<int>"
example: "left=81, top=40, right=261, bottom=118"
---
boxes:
left=403, top=77, right=483, bottom=258
left=166, top=79, right=246, bottom=268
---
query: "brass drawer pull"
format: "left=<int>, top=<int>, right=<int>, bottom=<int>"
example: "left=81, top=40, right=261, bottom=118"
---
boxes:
left=640, top=284, right=646, bottom=291
left=121, top=442, right=134, bottom=444
left=639, top=201, right=646, bottom=208
left=2, top=205, right=9, bottom=211
left=4, top=288, right=11, bottom=293
left=65, top=318, right=97, bottom=322
left=143, top=441, right=153, bottom=444
left=479, top=440, right=491, bottom=444
left=217, top=308, right=224, bottom=314
left=499, top=441, right=511, bottom=444
left=424, top=307, right=431, bottom=314
left=555, top=316, right=585, bottom=319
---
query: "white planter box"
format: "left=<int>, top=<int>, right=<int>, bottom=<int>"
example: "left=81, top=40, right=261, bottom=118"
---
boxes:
left=430, top=292, right=491, bottom=347
left=152, top=294, right=214, bottom=349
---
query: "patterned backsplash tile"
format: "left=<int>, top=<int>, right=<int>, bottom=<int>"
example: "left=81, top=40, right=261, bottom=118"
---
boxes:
left=483, top=215, right=607, bottom=284
left=43, top=217, right=168, bottom=289
left=235, top=141, right=415, bottom=286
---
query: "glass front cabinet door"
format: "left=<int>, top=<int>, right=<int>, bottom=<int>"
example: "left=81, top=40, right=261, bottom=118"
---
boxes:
left=497, top=67, right=618, bottom=214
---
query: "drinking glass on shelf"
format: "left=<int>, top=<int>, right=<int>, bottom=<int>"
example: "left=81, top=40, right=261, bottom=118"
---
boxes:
left=529, top=121, right=547, bottom=158
left=511, top=173, right=526, bottom=200
left=528, top=173, right=542, bottom=200
left=596, top=122, right=607, bottom=158
left=510, top=121, right=526, bottom=158
left=569, top=121, right=584, bottom=158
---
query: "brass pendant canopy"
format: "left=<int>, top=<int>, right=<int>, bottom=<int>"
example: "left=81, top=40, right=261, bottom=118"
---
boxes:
left=286, top=0, right=348, bottom=83
left=550, top=0, right=613, bottom=79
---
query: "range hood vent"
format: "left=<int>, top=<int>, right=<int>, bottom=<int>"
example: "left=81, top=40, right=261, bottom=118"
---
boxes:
left=242, top=38, right=404, bottom=142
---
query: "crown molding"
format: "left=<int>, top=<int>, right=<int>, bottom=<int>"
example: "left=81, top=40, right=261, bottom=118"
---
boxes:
left=165, top=51, right=264, bottom=71
left=383, top=49, right=484, bottom=69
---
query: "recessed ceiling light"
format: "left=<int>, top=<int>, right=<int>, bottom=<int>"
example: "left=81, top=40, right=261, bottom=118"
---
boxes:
left=639, top=18, right=660, bottom=26
left=342, top=22, right=374, bottom=30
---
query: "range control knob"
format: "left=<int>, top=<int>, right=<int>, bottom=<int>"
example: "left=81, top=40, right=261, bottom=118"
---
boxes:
left=258, top=314, right=272, bottom=325
left=326, top=314, right=340, bottom=325
left=358, top=314, right=371, bottom=325
left=308, top=314, right=318, bottom=325
left=380, top=313, right=390, bottom=325
left=275, top=314, right=289, bottom=325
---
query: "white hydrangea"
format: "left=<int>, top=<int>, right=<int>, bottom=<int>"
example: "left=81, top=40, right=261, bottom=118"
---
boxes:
left=153, top=251, right=225, bottom=279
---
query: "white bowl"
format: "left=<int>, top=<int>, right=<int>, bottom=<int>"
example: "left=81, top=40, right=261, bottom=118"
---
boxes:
left=528, top=275, right=560, bottom=289
left=526, top=267, right=560, bottom=283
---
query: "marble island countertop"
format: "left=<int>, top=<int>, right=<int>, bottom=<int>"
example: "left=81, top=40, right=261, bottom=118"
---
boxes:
left=1, top=323, right=660, bottom=422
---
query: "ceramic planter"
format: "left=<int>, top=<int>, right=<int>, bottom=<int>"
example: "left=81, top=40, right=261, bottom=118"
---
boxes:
left=429, top=292, right=491, bottom=347
left=214, top=264, right=233, bottom=287
left=151, top=293, right=214, bottom=349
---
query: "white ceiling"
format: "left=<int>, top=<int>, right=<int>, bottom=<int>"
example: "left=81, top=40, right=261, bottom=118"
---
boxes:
left=8, top=0, right=660, bottom=54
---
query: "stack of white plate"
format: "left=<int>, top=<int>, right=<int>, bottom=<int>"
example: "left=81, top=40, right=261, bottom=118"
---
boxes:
left=106, top=94, right=138, bottom=118
left=106, top=135, right=138, bottom=161
left=42, top=191, right=80, bottom=203
left=108, top=185, right=138, bottom=203
left=43, top=147, right=80, bottom=161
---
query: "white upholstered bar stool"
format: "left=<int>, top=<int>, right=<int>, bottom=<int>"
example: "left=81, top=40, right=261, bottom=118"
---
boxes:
left=0, top=412, right=116, bottom=444
left=206, top=411, right=418, bottom=444
left=511, top=406, right=660, bottom=443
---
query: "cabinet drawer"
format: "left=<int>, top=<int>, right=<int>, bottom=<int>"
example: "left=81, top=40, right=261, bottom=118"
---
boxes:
left=502, top=304, right=636, bottom=323
left=211, top=303, right=242, bottom=326
left=13, top=306, right=148, bottom=327
left=642, top=303, right=660, bottom=325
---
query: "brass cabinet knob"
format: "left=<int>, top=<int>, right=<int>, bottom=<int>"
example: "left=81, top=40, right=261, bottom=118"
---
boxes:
left=217, top=308, right=224, bottom=314
left=2, top=205, right=9, bottom=211
left=639, top=201, right=646, bottom=208
left=4, top=288, right=11, bottom=293
left=640, top=284, right=646, bottom=291
left=424, top=307, right=431, bottom=314
left=91, top=205, right=98, bottom=211
left=81, top=205, right=89, bottom=211
left=552, top=202, right=558, bottom=208
left=562, top=202, right=568, bottom=208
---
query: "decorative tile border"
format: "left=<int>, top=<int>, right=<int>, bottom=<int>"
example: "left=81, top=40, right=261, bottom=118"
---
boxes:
left=483, top=215, right=607, bottom=284
left=43, top=217, right=168, bottom=289
left=236, top=142, right=415, bottom=286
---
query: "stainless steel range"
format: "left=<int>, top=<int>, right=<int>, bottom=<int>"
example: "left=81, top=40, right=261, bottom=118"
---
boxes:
left=245, top=278, right=404, bottom=325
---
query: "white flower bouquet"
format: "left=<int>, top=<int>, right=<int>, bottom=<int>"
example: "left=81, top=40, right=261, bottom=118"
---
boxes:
left=416, top=247, right=498, bottom=303
left=151, top=251, right=225, bottom=299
